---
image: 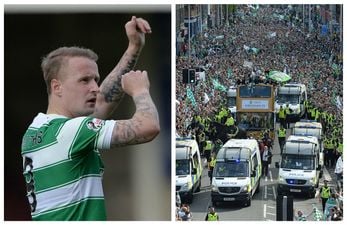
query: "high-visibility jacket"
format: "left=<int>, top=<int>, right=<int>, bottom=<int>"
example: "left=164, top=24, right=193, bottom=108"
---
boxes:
left=337, top=143, right=343, bottom=154
left=279, top=108, right=286, bottom=119
left=209, top=157, right=216, bottom=168
left=195, top=115, right=202, bottom=124
left=225, top=117, right=235, bottom=126
left=321, top=112, right=327, bottom=120
left=215, top=114, right=222, bottom=123
left=326, top=140, right=335, bottom=150
left=204, top=140, right=213, bottom=152
left=278, top=128, right=286, bottom=138
left=315, top=110, right=320, bottom=121
left=207, top=213, right=218, bottom=221
left=285, top=106, right=291, bottom=115
left=321, top=186, right=331, bottom=199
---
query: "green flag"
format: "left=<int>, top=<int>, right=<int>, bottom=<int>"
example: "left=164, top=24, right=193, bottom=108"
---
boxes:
left=212, top=78, right=227, bottom=92
left=186, top=87, right=197, bottom=108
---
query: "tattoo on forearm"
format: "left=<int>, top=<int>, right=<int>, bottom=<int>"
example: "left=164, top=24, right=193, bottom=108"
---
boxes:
left=102, top=51, right=140, bottom=103
left=112, top=93, right=159, bottom=147
left=133, top=93, right=159, bottom=122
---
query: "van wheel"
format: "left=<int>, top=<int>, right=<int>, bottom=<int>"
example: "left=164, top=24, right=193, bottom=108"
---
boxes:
left=196, top=180, right=201, bottom=192
left=309, top=191, right=316, bottom=198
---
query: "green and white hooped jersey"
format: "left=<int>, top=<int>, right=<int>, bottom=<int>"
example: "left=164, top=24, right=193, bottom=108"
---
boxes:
left=21, top=113, right=115, bottom=221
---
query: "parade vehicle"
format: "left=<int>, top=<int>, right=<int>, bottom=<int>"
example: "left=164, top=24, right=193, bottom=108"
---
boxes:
left=292, top=120, right=324, bottom=173
left=275, top=83, right=307, bottom=122
left=275, top=135, right=321, bottom=198
left=211, top=139, right=261, bottom=207
left=176, top=138, right=203, bottom=203
left=236, top=83, right=276, bottom=139
left=227, top=85, right=237, bottom=119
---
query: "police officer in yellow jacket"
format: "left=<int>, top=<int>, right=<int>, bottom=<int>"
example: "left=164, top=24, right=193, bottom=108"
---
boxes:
left=207, top=152, right=216, bottom=185
left=204, top=139, right=213, bottom=161
left=278, top=105, right=286, bottom=128
left=319, top=180, right=331, bottom=212
left=205, top=206, right=219, bottom=221
left=278, top=124, right=286, bottom=154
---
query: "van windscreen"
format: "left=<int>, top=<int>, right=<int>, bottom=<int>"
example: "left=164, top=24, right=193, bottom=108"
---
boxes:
left=281, top=155, right=315, bottom=170
left=176, top=159, right=189, bottom=175
left=277, top=94, right=299, bottom=104
left=214, top=161, right=248, bottom=177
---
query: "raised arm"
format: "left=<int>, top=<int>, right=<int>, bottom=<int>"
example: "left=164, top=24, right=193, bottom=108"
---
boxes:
left=110, top=70, right=160, bottom=147
left=93, top=16, right=152, bottom=119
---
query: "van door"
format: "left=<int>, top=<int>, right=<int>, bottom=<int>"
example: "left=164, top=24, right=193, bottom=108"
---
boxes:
left=190, top=151, right=201, bottom=191
left=251, top=154, right=260, bottom=194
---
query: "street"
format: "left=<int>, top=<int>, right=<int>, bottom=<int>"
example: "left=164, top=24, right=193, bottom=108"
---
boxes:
left=187, top=123, right=337, bottom=221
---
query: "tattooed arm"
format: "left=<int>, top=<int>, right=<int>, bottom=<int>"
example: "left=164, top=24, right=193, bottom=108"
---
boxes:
left=93, top=16, right=152, bottom=119
left=110, top=70, right=160, bottom=147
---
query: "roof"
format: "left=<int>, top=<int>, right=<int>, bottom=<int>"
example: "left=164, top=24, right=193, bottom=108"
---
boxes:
left=285, top=135, right=319, bottom=155
left=294, top=121, right=322, bottom=129
left=176, top=138, right=198, bottom=160
left=283, top=83, right=306, bottom=88
left=217, top=139, right=258, bottom=161
left=293, top=121, right=322, bottom=139
left=278, top=86, right=301, bottom=95
left=287, top=135, right=318, bottom=144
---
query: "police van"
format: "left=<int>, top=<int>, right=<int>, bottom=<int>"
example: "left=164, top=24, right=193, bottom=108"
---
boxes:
left=211, top=139, right=262, bottom=207
left=275, top=83, right=307, bottom=122
left=176, top=138, right=203, bottom=203
left=292, top=120, right=324, bottom=174
left=275, top=135, right=321, bottom=198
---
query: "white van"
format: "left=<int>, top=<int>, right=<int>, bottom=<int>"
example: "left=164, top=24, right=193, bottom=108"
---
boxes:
left=211, top=139, right=262, bottom=207
left=293, top=120, right=324, bottom=173
left=275, top=83, right=307, bottom=122
left=276, top=135, right=321, bottom=198
left=176, top=138, right=203, bottom=203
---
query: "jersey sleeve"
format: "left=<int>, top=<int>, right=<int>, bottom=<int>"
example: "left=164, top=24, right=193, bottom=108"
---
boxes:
left=58, top=117, right=115, bottom=156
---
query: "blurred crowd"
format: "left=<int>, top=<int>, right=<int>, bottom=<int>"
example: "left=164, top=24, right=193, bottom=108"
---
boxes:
left=176, top=5, right=342, bottom=138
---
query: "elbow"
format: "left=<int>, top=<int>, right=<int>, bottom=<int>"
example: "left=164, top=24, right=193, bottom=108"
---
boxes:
left=145, top=122, right=160, bottom=141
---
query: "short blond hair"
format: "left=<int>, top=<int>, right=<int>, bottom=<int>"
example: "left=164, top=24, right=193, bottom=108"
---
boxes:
left=41, top=46, right=98, bottom=94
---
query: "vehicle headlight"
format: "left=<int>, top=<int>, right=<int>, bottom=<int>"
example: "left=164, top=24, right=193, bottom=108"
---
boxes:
left=211, top=185, right=219, bottom=192
left=278, top=175, right=286, bottom=184
left=240, top=185, right=250, bottom=193
left=180, top=182, right=192, bottom=192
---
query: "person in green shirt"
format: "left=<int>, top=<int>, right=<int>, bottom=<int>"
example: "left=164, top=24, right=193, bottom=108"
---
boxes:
left=21, top=17, right=160, bottom=221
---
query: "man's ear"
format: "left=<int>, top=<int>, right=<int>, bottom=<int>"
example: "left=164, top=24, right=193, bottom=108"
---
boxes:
left=51, top=78, right=63, bottom=97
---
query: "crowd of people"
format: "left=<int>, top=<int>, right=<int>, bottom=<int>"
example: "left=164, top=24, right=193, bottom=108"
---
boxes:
left=176, top=5, right=342, bottom=138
